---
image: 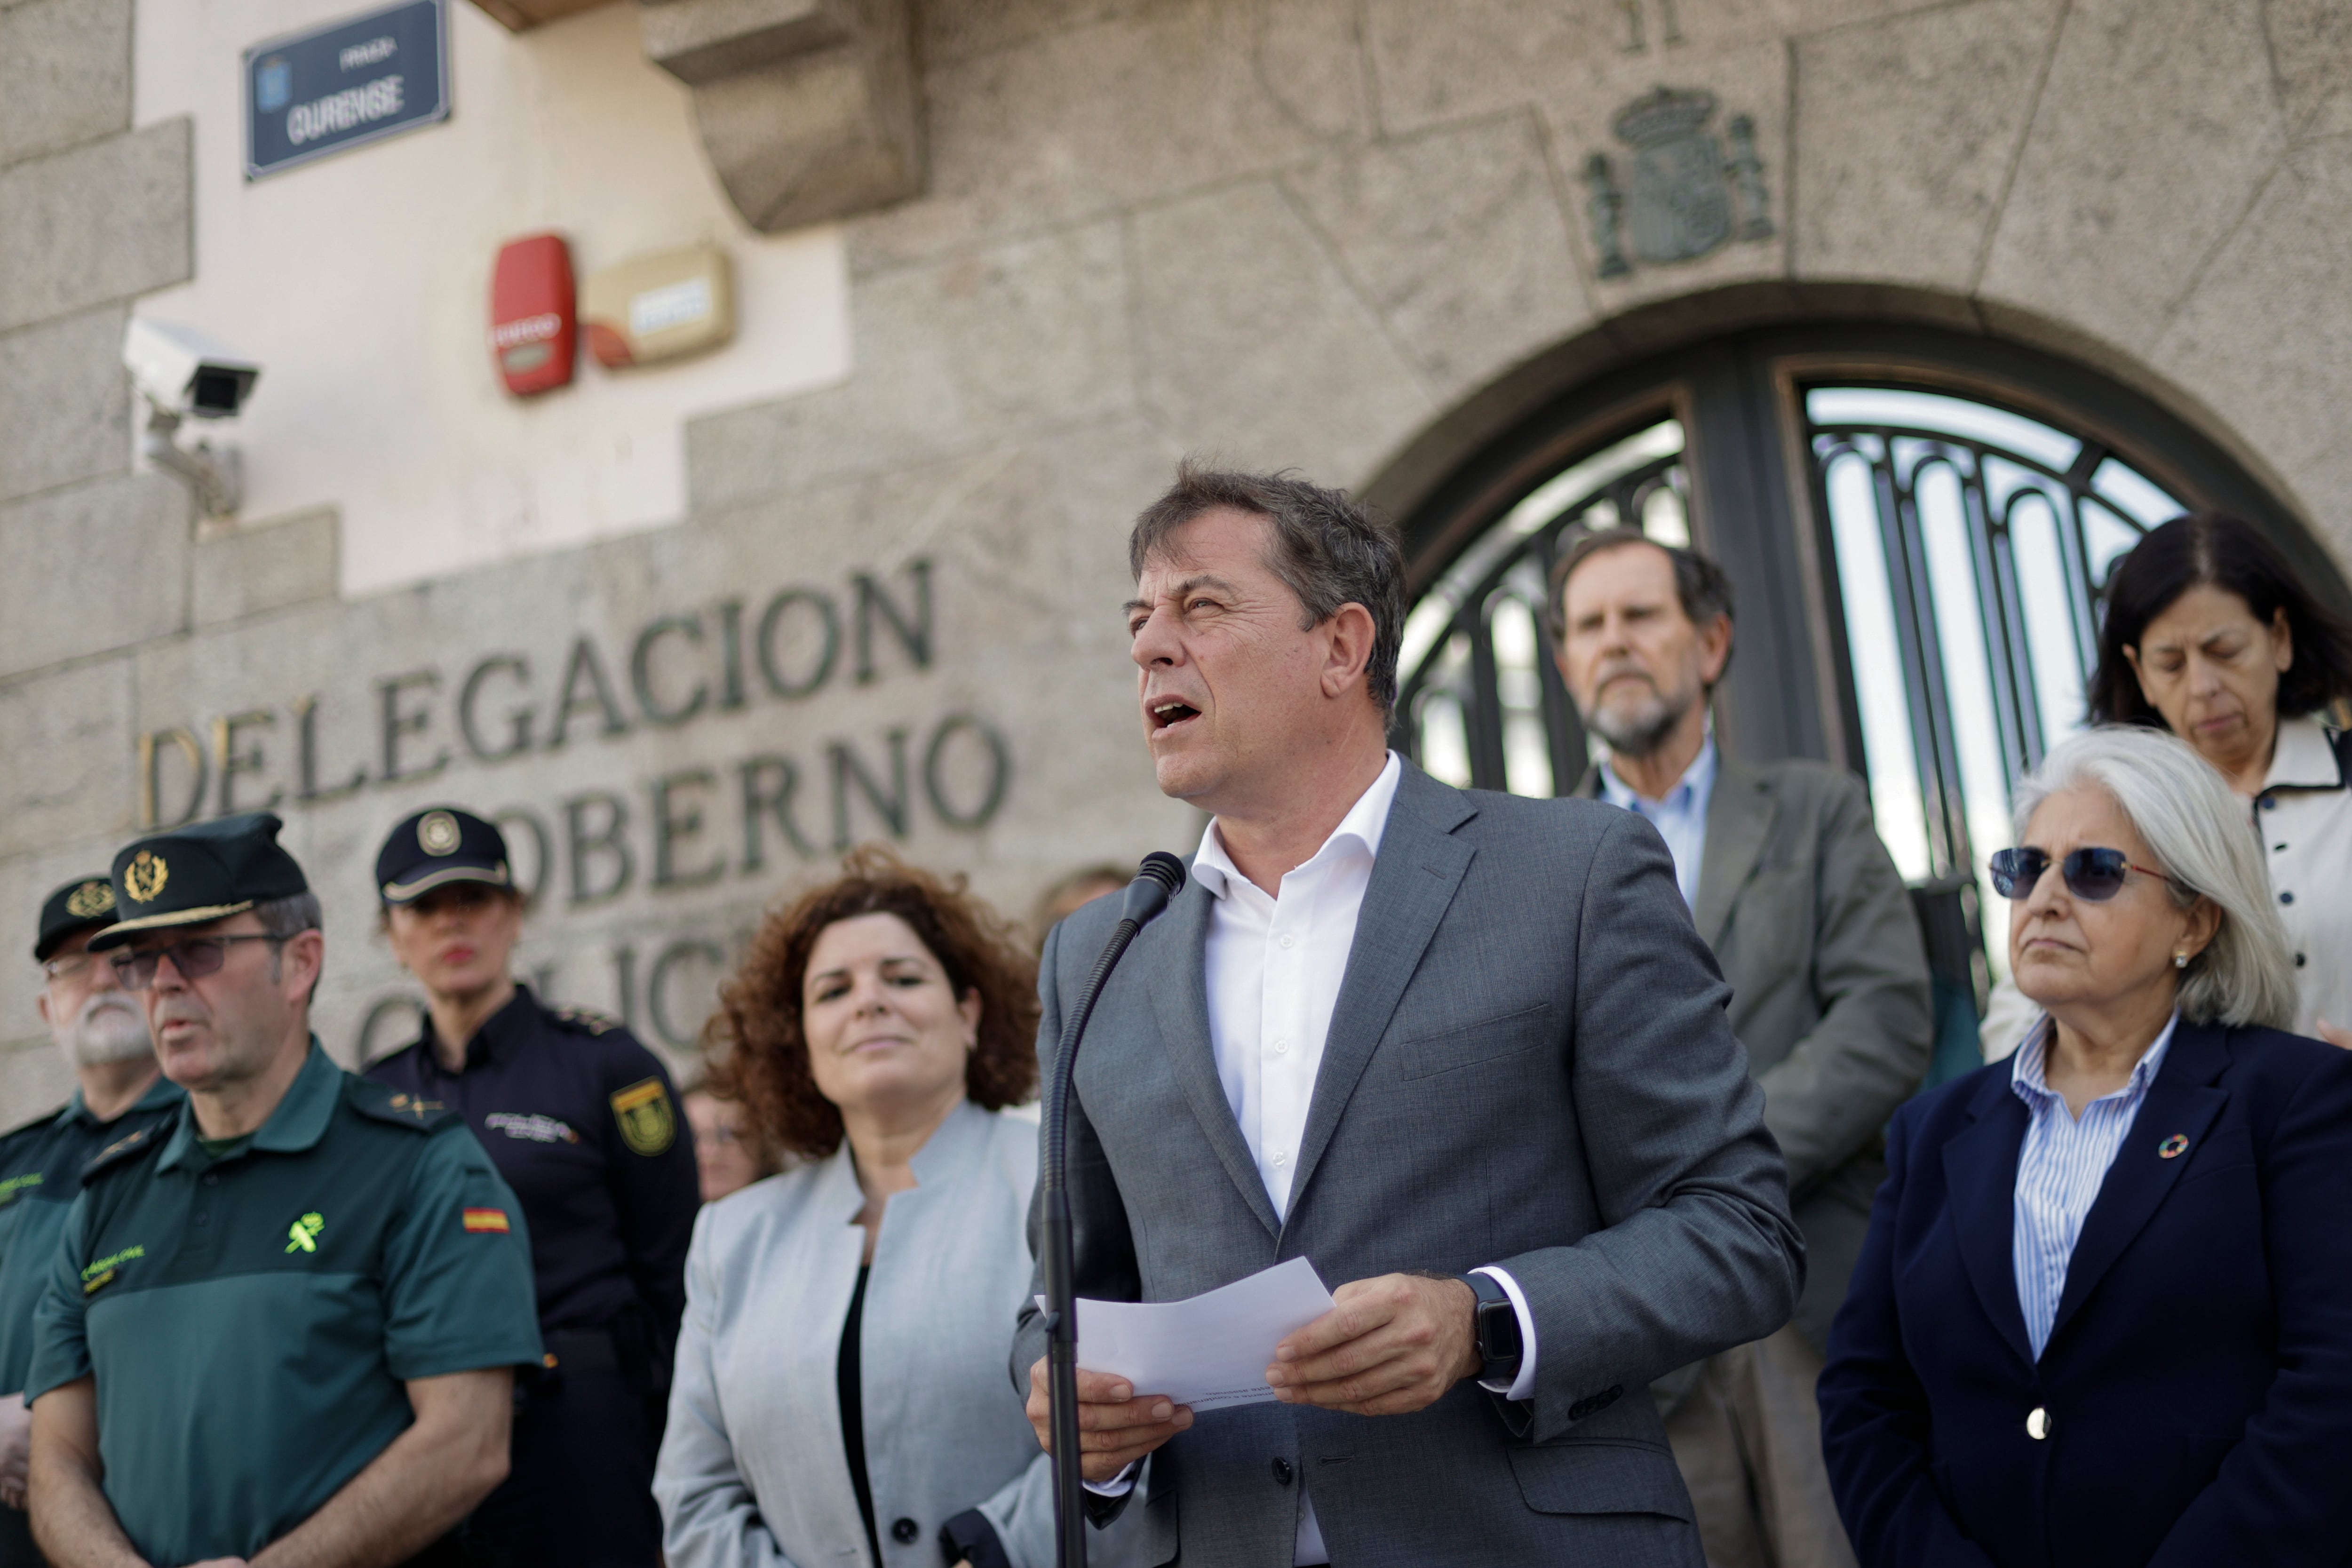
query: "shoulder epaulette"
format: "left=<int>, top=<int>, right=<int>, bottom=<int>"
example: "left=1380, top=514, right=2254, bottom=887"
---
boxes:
left=343, top=1076, right=459, bottom=1133
left=79, top=1124, right=165, bottom=1182
left=548, top=1003, right=623, bottom=1039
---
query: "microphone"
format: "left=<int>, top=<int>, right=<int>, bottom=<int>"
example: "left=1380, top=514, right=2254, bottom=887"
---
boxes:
left=1041, top=852, right=1187, bottom=1568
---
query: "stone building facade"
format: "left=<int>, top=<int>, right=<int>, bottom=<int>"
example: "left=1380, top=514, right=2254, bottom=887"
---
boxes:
left=3, top=0, right=2348, bottom=1117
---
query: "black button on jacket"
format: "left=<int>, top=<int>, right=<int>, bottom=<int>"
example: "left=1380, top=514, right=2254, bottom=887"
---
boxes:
left=366, top=985, right=698, bottom=1342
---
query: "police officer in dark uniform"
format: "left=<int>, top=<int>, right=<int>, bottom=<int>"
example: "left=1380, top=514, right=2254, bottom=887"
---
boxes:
left=364, top=807, right=699, bottom=1568
left=0, top=880, right=181, bottom=1566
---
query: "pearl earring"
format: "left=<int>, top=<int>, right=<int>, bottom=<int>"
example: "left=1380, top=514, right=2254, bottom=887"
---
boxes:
left=2174, top=951, right=2189, bottom=969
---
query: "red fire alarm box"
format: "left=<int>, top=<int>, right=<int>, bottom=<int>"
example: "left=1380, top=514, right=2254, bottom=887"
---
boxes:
left=489, top=234, right=576, bottom=397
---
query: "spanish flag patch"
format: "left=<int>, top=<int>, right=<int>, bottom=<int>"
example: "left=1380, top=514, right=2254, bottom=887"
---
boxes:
left=462, top=1208, right=511, bottom=1234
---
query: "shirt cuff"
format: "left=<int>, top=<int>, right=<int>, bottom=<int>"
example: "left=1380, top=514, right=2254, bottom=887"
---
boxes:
left=1081, top=1461, right=1139, bottom=1498
left=1471, top=1265, right=1539, bottom=1402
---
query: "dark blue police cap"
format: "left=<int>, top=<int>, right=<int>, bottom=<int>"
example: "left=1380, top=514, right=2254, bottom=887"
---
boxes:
left=376, top=807, right=512, bottom=905
left=89, top=812, right=310, bottom=951
left=35, top=876, right=117, bottom=962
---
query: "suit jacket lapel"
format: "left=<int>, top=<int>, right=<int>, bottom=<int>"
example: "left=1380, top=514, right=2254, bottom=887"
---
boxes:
left=2046, top=1022, right=2232, bottom=1347
left=1286, top=767, right=1476, bottom=1226
left=1692, top=761, right=1772, bottom=948
left=1147, top=880, right=1283, bottom=1238
left=1941, top=1070, right=2036, bottom=1371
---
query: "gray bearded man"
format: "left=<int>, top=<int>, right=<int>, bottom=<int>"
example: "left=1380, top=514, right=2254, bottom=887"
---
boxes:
left=1013, top=466, right=1804, bottom=1566
left=0, top=882, right=179, bottom=1568
left=1553, top=527, right=1932, bottom=1568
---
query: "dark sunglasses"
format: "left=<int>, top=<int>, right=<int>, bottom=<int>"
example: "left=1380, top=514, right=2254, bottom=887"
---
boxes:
left=1988, top=847, right=2178, bottom=903
left=108, top=933, right=286, bottom=990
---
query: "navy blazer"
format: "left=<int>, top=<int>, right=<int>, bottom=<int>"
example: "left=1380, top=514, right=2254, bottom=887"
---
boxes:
left=1818, top=1019, right=2352, bottom=1567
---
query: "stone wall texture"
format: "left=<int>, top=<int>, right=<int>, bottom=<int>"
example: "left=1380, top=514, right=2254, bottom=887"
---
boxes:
left=4, top=0, right=2349, bottom=1116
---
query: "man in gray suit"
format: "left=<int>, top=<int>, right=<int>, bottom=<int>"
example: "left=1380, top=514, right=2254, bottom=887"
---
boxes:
left=1553, top=527, right=1931, bottom=1568
left=1012, top=465, right=1804, bottom=1567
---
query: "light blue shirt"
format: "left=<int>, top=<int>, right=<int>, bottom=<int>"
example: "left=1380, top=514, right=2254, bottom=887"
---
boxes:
left=1597, top=738, right=1717, bottom=907
left=2008, top=1011, right=2177, bottom=1360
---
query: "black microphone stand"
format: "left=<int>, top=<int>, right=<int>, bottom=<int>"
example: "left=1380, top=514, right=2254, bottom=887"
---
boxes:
left=1041, top=852, right=1187, bottom=1568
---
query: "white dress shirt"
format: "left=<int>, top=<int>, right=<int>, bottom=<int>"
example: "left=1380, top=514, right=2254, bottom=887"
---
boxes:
left=1597, top=736, right=1717, bottom=907
left=2008, top=1011, right=2177, bottom=1359
left=1089, top=752, right=1538, bottom=1566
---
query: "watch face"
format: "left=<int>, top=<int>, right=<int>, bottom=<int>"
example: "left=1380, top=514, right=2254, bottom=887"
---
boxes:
left=1478, top=1300, right=1522, bottom=1361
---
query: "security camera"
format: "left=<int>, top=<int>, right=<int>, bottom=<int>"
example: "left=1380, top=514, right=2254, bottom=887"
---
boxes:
left=122, top=318, right=261, bottom=516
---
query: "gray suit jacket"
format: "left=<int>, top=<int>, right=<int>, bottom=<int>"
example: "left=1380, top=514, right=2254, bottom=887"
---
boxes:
left=1012, top=764, right=1803, bottom=1568
left=1578, top=757, right=1932, bottom=1348
left=657, top=1102, right=1151, bottom=1568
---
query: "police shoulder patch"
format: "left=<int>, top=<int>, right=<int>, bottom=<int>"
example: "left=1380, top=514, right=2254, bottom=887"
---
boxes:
left=609, top=1077, right=676, bottom=1156
left=344, top=1077, right=458, bottom=1132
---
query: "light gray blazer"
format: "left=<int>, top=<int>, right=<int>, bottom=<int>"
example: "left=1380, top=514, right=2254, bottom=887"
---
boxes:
left=1012, top=763, right=1805, bottom=1568
left=658, top=1101, right=1148, bottom=1568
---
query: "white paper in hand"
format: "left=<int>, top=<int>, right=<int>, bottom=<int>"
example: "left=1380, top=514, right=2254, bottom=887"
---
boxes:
left=1041, top=1257, right=1337, bottom=1413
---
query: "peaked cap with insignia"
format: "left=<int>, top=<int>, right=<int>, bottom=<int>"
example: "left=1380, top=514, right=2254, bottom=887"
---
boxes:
left=35, top=875, right=118, bottom=961
left=89, top=812, right=309, bottom=951
left=375, top=807, right=514, bottom=906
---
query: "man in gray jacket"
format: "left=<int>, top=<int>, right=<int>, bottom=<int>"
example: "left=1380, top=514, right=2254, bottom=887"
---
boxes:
left=1554, top=527, right=1932, bottom=1568
left=1013, top=466, right=1803, bottom=1567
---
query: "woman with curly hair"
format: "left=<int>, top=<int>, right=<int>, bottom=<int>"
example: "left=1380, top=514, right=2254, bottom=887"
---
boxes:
left=654, top=848, right=1147, bottom=1568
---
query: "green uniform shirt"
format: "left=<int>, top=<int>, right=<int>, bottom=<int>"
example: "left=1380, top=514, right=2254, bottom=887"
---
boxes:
left=0, top=1077, right=183, bottom=1397
left=26, top=1044, right=541, bottom=1565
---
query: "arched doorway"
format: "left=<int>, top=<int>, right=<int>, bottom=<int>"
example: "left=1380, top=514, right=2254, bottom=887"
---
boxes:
left=1388, top=320, right=2345, bottom=1071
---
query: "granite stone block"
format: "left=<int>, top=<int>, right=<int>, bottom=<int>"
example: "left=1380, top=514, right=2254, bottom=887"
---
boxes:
left=1793, top=0, right=2061, bottom=291
left=1285, top=112, right=1593, bottom=404
left=0, top=118, right=191, bottom=333
left=192, top=508, right=340, bottom=629
left=0, top=473, right=188, bottom=674
left=0, top=303, right=129, bottom=503
left=1978, top=0, right=2287, bottom=358
left=1132, top=181, right=1431, bottom=485
left=0, top=657, right=135, bottom=862
left=0, top=0, right=131, bottom=167
left=687, top=220, right=1135, bottom=508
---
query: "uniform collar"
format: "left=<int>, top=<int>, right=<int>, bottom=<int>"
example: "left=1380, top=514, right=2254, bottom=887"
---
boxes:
left=2262, top=715, right=2345, bottom=792
left=422, top=984, right=536, bottom=1073
left=1192, top=750, right=1403, bottom=902
left=157, top=1038, right=339, bottom=1172
left=57, top=1073, right=180, bottom=1130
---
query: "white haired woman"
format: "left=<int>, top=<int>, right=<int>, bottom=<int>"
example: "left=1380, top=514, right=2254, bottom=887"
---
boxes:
left=1819, top=726, right=2352, bottom=1567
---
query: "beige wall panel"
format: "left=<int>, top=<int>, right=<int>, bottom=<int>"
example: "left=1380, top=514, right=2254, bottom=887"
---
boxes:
left=1284, top=111, right=1596, bottom=405
left=0, top=659, right=135, bottom=865
left=687, top=221, right=1136, bottom=510
left=0, top=117, right=188, bottom=333
left=848, top=0, right=1365, bottom=273
left=0, top=303, right=131, bottom=504
left=0, top=0, right=130, bottom=167
left=0, top=1043, right=73, bottom=1132
left=1791, top=0, right=2060, bottom=291
left=1977, top=0, right=2286, bottom=360
left=1132, top=181, right=1433, bottom=482
left=0, top=474, right=187, bottom=675
left=2153, top=140, right=2352, bottom=506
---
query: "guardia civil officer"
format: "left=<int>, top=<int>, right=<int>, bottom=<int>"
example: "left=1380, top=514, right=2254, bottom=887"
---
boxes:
left=364, top=807, right=699, bottom=1568
left=24, top=812, right=541, bottom=1568
left=0, top=880, right=181, bottom=1568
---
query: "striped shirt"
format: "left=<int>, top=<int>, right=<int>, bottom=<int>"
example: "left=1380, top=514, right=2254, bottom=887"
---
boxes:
left=2009, top=1011, right=2178, bottom=1360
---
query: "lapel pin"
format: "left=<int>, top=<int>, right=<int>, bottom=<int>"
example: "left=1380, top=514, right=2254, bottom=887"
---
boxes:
left=2158, top=1133, right=2190, bottom=1159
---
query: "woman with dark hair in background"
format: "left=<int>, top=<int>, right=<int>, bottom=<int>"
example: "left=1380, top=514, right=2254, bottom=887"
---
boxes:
left=1979, top=512, right=2352, bottom=1056
left=655, top=847, right=1147, bottom=1568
